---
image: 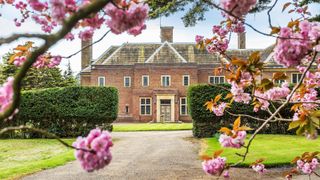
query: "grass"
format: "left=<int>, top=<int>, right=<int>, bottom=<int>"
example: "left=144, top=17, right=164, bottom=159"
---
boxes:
left=113, top=123, right=192, bottom=132
left=0, top=139, right=75, bottom=179
left=202, top=134, right=320, bottom=167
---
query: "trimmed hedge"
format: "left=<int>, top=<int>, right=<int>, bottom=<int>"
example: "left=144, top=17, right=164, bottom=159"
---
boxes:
left=188, top=84, right=295, bottom=138
left=2, top=86, right=118, bottom=138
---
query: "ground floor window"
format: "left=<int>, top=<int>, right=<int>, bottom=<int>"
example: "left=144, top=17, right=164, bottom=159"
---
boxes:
left=180, top=97, right=188, bottom=115
left=209, top=76, right=225, bottom=84
left=140, top=97, right=151, bottom=115
left=291, top=73, right=302, bottom=84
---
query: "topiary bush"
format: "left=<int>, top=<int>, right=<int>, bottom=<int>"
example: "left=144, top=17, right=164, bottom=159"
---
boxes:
left=188, top=84, right=295, bottom=138
left=2, top=86, right=118, bottom=138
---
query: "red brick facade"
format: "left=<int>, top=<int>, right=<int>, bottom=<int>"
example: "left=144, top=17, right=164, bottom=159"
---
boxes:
left=80, top=27, right=301, bottom=123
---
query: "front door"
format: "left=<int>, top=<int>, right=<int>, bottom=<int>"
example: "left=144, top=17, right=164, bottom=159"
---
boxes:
left=160, top=99, right=171, bottom=122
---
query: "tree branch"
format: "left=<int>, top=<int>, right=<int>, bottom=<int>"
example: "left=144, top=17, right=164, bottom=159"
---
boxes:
left=0, top=0, right=112, bottom=120
left=0, top=34, right=48, bottom=46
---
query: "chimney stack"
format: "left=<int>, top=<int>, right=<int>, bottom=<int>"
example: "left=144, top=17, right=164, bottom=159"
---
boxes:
left=160, top=26, right=173, bottom=43
left=81, top=38, right=93, bottom=70
left=237, top=32, right=246, bottom=49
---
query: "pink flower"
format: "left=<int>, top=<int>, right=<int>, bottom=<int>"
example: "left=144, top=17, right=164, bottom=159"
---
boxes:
left=219, top=131, right=246, bottom=148
left=105, top=1, right=149, bottom=36
left=79, top=29, right=94, bottom=41
left=202, top=156, right=226, bottom=175
left=252, top=163, right=266, bottom=174
left=73, top=128, right=113, bottom=172
left=231, top=82, right=251, bottom=104
left=212, top=102, right=227, bottom=116
left=49, top=0, right=66, bottom=22
left=296, top=158, right=319, bottom=174
left=220, top=0, right=257, bottom=18
left=0, top=77, right=14, bottom=113
left=195, top=35, right=204, bottom=44
left=28, top=0, right=48, bottom=11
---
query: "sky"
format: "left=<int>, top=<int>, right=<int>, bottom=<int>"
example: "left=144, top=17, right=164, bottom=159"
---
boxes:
left=0, top=1, right=319, bottom=74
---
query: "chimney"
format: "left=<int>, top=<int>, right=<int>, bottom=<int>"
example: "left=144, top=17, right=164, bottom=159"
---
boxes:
left=237, top=32, right=246, bottom=49
left=81, top=38, right=93, bottom=70
left=160, top=26, right=173, bottom=43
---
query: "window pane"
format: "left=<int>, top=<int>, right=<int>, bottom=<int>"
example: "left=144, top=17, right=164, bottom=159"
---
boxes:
left=220, top=77, right=225, bottom=83
left=146, top=98, right=151, bottom=104
left=141, top=99, right=145, bottom=105
left=143, top=77, right=148, bottom=86
left=99, top=77, right=104, bottom=86
left=214, top=77, right=219, bottom=84
left=209, top=77, right=214, bottom=84
left=166, top=77, right=170, bottom=86
left=162, top=76, right=166, bottom=86
left=141, top=106, right=145, bottom=115
left=181, top=98, right=186, bottom=104
left=181, top=106, right=186, bottom=115
left=183, top=76, right=189, bottom=86
left=146, top=106, right=150, bottom=114
left=125, top=77, right=130, bottom=87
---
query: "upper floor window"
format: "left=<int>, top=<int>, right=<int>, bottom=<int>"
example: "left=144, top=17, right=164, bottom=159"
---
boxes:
left=161, top=75, right=171, bottom=87
left=98, top=76, right=105, bottom=86
left=124, top=76, right=131, bottom=87
left=180, top=97, right=188, bottom=115
left=209, top=76, right=225, bottom=84
left=182, top=75, right=190, bottom=86
left=142, top=75, right=149, bottom=87
left=140, top=97, right=152, bottom=115
left=292, top=73, right=302, bottom=84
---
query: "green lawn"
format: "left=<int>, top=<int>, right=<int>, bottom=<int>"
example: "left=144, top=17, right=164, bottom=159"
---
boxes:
left=0, top=139, right=75, bottom=179
left=113, top=123, right=192, bottom=132
left=202, top=134, right=320, bottom=167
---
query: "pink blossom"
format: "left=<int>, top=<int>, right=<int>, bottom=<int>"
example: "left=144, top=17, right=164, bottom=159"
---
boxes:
left=49, top=0, right=66, bottom=22
left=212, top=102, right=227, bottom=116
left=105, top=1, right=148, bottom=36
left=127, top=24, right=147, bottom=36
left=195, top=35, right=204, bottom=44
left=219, top=131, right=246, bottom=148
left=73, top=128, right=113, bottom=172
left=202, top=156, right=226, bottom=175
left=296, top=158, right=319, bottom=174
left=230, top=82, right=251, bottom=104
left=28, top=0, right=48, bottom=11
left=79, top=29, right=94, bottom=41
left=252, top=163, right=266, bottom=174
left=220, top=0, right=257, bottom=18
left=223, top=170, right=230, bottom=178
left=64, top=32, right=74, bottom=41
left=0, top=77, right=14, bottom=113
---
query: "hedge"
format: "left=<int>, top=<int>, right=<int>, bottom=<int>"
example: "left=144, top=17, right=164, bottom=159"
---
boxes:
left=188, top=84, right=295, bottom=138
left=1, top=86, right=118, bottom=138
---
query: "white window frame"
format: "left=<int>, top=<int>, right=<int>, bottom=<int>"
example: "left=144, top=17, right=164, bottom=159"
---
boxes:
left=123, top=76, right=131, bottom=87
left=98, top=76, right=105, bottom=87
left=180, top=97, right=188, bottom=115
left=182, top=75, right=190, bottom=86
left=140, top=97, right=152, bottom=116
left=208, top=76, right=225, bottom=84
left=142, top=75, right=149, bottom=87
left=161, top=75, right=171, bottom=87
left=291, top=73, right=302, bottom=84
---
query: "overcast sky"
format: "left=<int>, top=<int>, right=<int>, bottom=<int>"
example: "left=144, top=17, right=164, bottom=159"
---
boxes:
left=0, top=1, right=319, bottom=74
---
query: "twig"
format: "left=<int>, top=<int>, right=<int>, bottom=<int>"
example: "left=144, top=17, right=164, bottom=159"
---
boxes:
left=62, top=29, right=111, bottom=59
left=267, top=0, right=279, bottom=28
left=0, top=34, right=48, bottom=45
left=0, top=125, right=94, bottom=153
left=0, top=0, right=112, bottom=120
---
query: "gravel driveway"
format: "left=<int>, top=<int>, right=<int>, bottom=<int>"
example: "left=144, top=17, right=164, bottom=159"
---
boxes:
left=22, top=131, right=318, bottom=180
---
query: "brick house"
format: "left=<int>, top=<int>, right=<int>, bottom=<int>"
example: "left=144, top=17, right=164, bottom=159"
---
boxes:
left=80, top=26, right=302, bottom=123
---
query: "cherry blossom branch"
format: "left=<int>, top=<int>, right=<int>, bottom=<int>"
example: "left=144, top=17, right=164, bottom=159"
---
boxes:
left=0, top=126, right=94, bottom=153
left=0, top=0, right=112, bottom=121
left=232, top=50, right=319, bottom=166
left=225, top=110, right=291, bottom=122
left=62, top=29, right=111, bottom=59
left=0, top=33, right=48, bottom=45
left=267, top=0, right=279, bottom=28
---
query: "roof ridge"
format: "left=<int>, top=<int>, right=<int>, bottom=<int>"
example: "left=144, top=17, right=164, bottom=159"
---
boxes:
left=145, top=41, right=187, bottom=63
left=102, top=44, right=125, bottom=65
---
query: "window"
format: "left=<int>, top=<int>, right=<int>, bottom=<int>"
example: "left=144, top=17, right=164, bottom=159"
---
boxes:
left=292, top=73, right=302, bottom=84
left=209, top=76, right=225, bottom=84
left=275, top=79, right=285, bottom=84
left=125, top=105, right=129, bottom=114
left=161, top=75, right=171, bottom=87
left=124, top=76, right=131, bottom=87
left=140, top=97, right=152, bottom=115
left=98, top=76, right=105, bottom=86
left=182, top=75, right=190, bottom=86
left=142, top=75, right=149, bottom=87
left=180, top=97, right=188, bottom=115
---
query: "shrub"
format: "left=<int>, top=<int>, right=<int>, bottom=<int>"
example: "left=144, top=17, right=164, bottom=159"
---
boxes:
left=2, top=86, right=118, bottom=138
left=188, top=84, right=295, bottom=138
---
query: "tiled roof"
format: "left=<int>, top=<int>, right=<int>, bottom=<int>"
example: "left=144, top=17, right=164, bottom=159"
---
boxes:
left=82, top=41, right=279, bottom=73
